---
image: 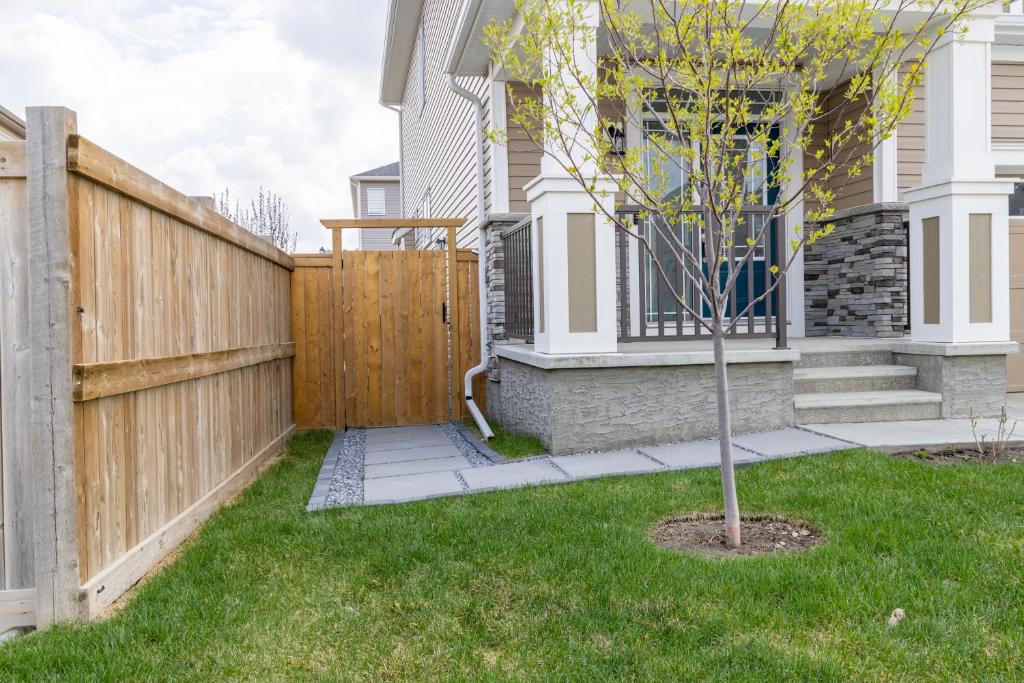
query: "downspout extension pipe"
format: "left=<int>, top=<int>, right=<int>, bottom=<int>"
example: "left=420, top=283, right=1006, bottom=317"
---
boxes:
left=446, top=73, right=494, bottom=439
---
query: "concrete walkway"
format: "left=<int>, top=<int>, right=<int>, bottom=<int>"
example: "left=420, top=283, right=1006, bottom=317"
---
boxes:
left=305, top=396, right=1024, bottom=510
left=308, top=424, right=858, bottom=509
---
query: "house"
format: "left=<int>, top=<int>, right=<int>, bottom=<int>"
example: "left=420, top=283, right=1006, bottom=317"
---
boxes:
left=378, top=0, right=1024, bottom=454
left=0, top=105, right=26, bottom=141
left=347, top=161, right=414, bottom=250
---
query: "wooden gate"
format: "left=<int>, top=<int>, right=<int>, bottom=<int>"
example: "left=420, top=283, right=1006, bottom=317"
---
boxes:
left=292, top=219, right=484, bottom=429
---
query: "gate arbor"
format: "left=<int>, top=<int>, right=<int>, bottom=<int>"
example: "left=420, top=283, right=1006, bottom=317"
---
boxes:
left=291, top=219, right=485, bottom=429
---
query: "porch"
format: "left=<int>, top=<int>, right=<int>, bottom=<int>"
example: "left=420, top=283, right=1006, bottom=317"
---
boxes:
left=485, top=335, right=1015, bottom=455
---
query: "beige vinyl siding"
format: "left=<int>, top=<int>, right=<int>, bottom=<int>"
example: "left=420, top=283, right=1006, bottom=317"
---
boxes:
left=401, top=0, right=488, bottom=250
left=897, top=65, right=926, bottom=197
left=803, top=83, right=875, bottom=215
left=506, top=82, right=543, bottom=214
left=993, top=62, right=1024, bottom=142
left=822, top=85, right=874, bottom=211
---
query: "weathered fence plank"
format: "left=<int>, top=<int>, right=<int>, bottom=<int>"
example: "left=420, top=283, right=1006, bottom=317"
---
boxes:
left=0, top=141, right=33, bottom=594
left=27, top=106, right=81, bottom=627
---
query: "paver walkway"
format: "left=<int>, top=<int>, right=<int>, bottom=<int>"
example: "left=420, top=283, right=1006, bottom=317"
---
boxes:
left=307, top=424, right=857, bottom=510
left=306, top=398, right=1024, bottom=510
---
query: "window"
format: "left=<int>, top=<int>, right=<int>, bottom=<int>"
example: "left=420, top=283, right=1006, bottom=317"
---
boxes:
left=1011, top=183, right=1024, bottom=217
left=366, top=187, right=386, bottom=216
left=417, top=23, right=426, bottom=114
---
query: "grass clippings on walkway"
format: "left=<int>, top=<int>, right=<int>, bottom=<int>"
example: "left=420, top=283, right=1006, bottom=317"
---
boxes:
left=2, top=430, right=1023, bottom=681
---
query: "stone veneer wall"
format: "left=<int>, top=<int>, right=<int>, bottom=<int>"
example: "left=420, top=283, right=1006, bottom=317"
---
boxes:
left=804, top=202, right=909, bottom=337
left=482, top=214, right=529, bottom=380
left=490, top=358, right=795, bottom=454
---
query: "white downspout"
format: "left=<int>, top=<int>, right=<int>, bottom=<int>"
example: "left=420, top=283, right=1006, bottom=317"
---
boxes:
left=446, top=73, right=494, bottom=439
left=382, top=102, right=407, bottom=246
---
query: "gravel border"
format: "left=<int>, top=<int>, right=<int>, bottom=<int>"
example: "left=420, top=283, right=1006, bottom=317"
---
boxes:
left=440, top=422, right=493, bottom=467
left=448, top=421, right=512, bottom=464
left=321, top=428, right=366, bottom=508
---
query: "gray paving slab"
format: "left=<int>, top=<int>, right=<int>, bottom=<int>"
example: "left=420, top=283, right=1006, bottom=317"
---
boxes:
left=550, top=450, right=662, bottom=479
left=363, top=444, right=464, bottom=465
left=804, top=418, right=1024, bottom=448
left=364, top=455, right=471, bottom=479
left=733, top=428, right=855, bottom=457
left=363, top=470, right=465, bottom=504
left=459, top=459, right=568, bottom=491
left=364, top=425, right=446, bottom=445
left=640, top=439, right=727, bottom=468
left=364, top=433, right=453, bottom=451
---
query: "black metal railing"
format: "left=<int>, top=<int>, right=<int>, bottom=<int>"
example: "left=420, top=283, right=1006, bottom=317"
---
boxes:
left=502, top=218, right=534, bottom=341
left=497, top=209, right=787, bottom=349
left=616, top=206, right=787, bottom=348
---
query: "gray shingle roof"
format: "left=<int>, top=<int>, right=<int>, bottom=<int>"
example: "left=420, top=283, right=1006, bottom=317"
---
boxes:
left=355, top=161, right=400, bottom=177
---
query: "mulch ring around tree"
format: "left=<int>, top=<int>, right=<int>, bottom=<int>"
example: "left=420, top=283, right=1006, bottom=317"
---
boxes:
left=651, top=513, right=822, bottom=558
left=891, top=446, right=1024, bottom=465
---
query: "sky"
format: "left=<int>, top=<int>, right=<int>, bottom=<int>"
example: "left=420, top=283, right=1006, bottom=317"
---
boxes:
left=0, top=0, right=399, bottom=253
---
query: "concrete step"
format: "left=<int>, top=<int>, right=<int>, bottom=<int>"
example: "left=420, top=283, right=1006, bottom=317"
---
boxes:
left=795, top=350, right=894, bottom=369
left=794, top=365, right=918, bottom=393
left=794, top=390, right=942, bottom=424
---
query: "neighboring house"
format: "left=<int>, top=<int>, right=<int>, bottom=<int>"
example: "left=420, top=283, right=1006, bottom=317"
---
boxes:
left=0, top=105, right=26, bottom=141
left=378, top=1, right=1024, bottom=454
left=348, top=161, right=414, bottom=249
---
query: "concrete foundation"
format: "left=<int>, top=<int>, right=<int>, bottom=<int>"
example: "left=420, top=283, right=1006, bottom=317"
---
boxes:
left=894, top=343, right=1013, bottom=418
left=488, top=347, right=796, bottom=454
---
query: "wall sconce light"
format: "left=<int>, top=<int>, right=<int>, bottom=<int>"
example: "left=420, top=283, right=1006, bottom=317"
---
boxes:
left=607, top=124, right=626, bottom=156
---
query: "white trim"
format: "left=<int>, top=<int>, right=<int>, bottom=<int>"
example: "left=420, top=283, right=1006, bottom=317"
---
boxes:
left=488, top=62, right=511, bottom=214
left=993, top=44, right=1024, bottom=61
left=994, top=142, right=1024, bottom=172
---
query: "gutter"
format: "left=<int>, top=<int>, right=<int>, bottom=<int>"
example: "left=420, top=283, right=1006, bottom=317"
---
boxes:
left=381, top=102, right=407, bottom=246
left=445, top=73, right=495, bottom=440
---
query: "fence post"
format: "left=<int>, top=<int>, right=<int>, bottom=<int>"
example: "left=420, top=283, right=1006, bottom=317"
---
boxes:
left=27, top=107, right=82, bottom=625
left=447, top=224, right=462, bottom=418
left=331, top=228, right=347, bottom=429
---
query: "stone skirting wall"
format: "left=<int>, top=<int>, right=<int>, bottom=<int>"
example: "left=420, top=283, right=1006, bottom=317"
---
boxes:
left=804, top=202, right=909, bottom=337
left=489, top=358, right=795, bottom=454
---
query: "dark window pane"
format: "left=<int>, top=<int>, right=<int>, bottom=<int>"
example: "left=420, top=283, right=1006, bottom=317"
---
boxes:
left=1011, top=182, right=1024, bottom=217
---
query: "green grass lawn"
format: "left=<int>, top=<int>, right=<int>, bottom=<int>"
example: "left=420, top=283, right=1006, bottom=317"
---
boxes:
left=3, top=430, right=1023, bottom=681
left=463, top=418, right=547, bottom=458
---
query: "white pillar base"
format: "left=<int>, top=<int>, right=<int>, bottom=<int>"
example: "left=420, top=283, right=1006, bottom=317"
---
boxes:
left=525, top=174, right=619, bottom=355
left=907, top=179, right=1015, bottom=344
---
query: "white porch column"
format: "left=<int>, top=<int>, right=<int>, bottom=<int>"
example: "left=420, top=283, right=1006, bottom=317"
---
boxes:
left=872, top=68, right=900, bottom=204
left=526, top=0, right=618, bottom=354
left=487, top=62, right=511, bottom=214
left=906, top=15, right=1015, bottom=343
left=782, top=108, right=806, bottom=338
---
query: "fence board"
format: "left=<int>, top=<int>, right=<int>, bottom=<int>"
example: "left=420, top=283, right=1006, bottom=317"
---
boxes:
left=0, top=143, right=33, bottom=594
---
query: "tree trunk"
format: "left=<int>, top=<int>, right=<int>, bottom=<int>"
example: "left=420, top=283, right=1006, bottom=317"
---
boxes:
left=712, top=326, right=742, bottom=548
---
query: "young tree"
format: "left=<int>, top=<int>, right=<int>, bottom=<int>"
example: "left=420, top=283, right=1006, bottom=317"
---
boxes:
left=487, top=0, right=992, bottom=547
left=215, top=186, right=297, bottom=253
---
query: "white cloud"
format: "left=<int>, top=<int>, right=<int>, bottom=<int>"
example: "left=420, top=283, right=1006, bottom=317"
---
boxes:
left=0, top=0, right=399, bottom=252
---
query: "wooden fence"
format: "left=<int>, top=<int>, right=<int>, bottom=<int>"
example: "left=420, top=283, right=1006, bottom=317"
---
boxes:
left=0, top=128, right=35, bottom=633
left=0, top=107, right=295, bottom=629
left=291, top=234, right=485, bottom=430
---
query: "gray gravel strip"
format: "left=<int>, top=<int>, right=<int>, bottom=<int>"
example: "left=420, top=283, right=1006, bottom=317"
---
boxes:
left=440, top=422, right=491, bottom=467
left=323, top=428, right=366, bottom=508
